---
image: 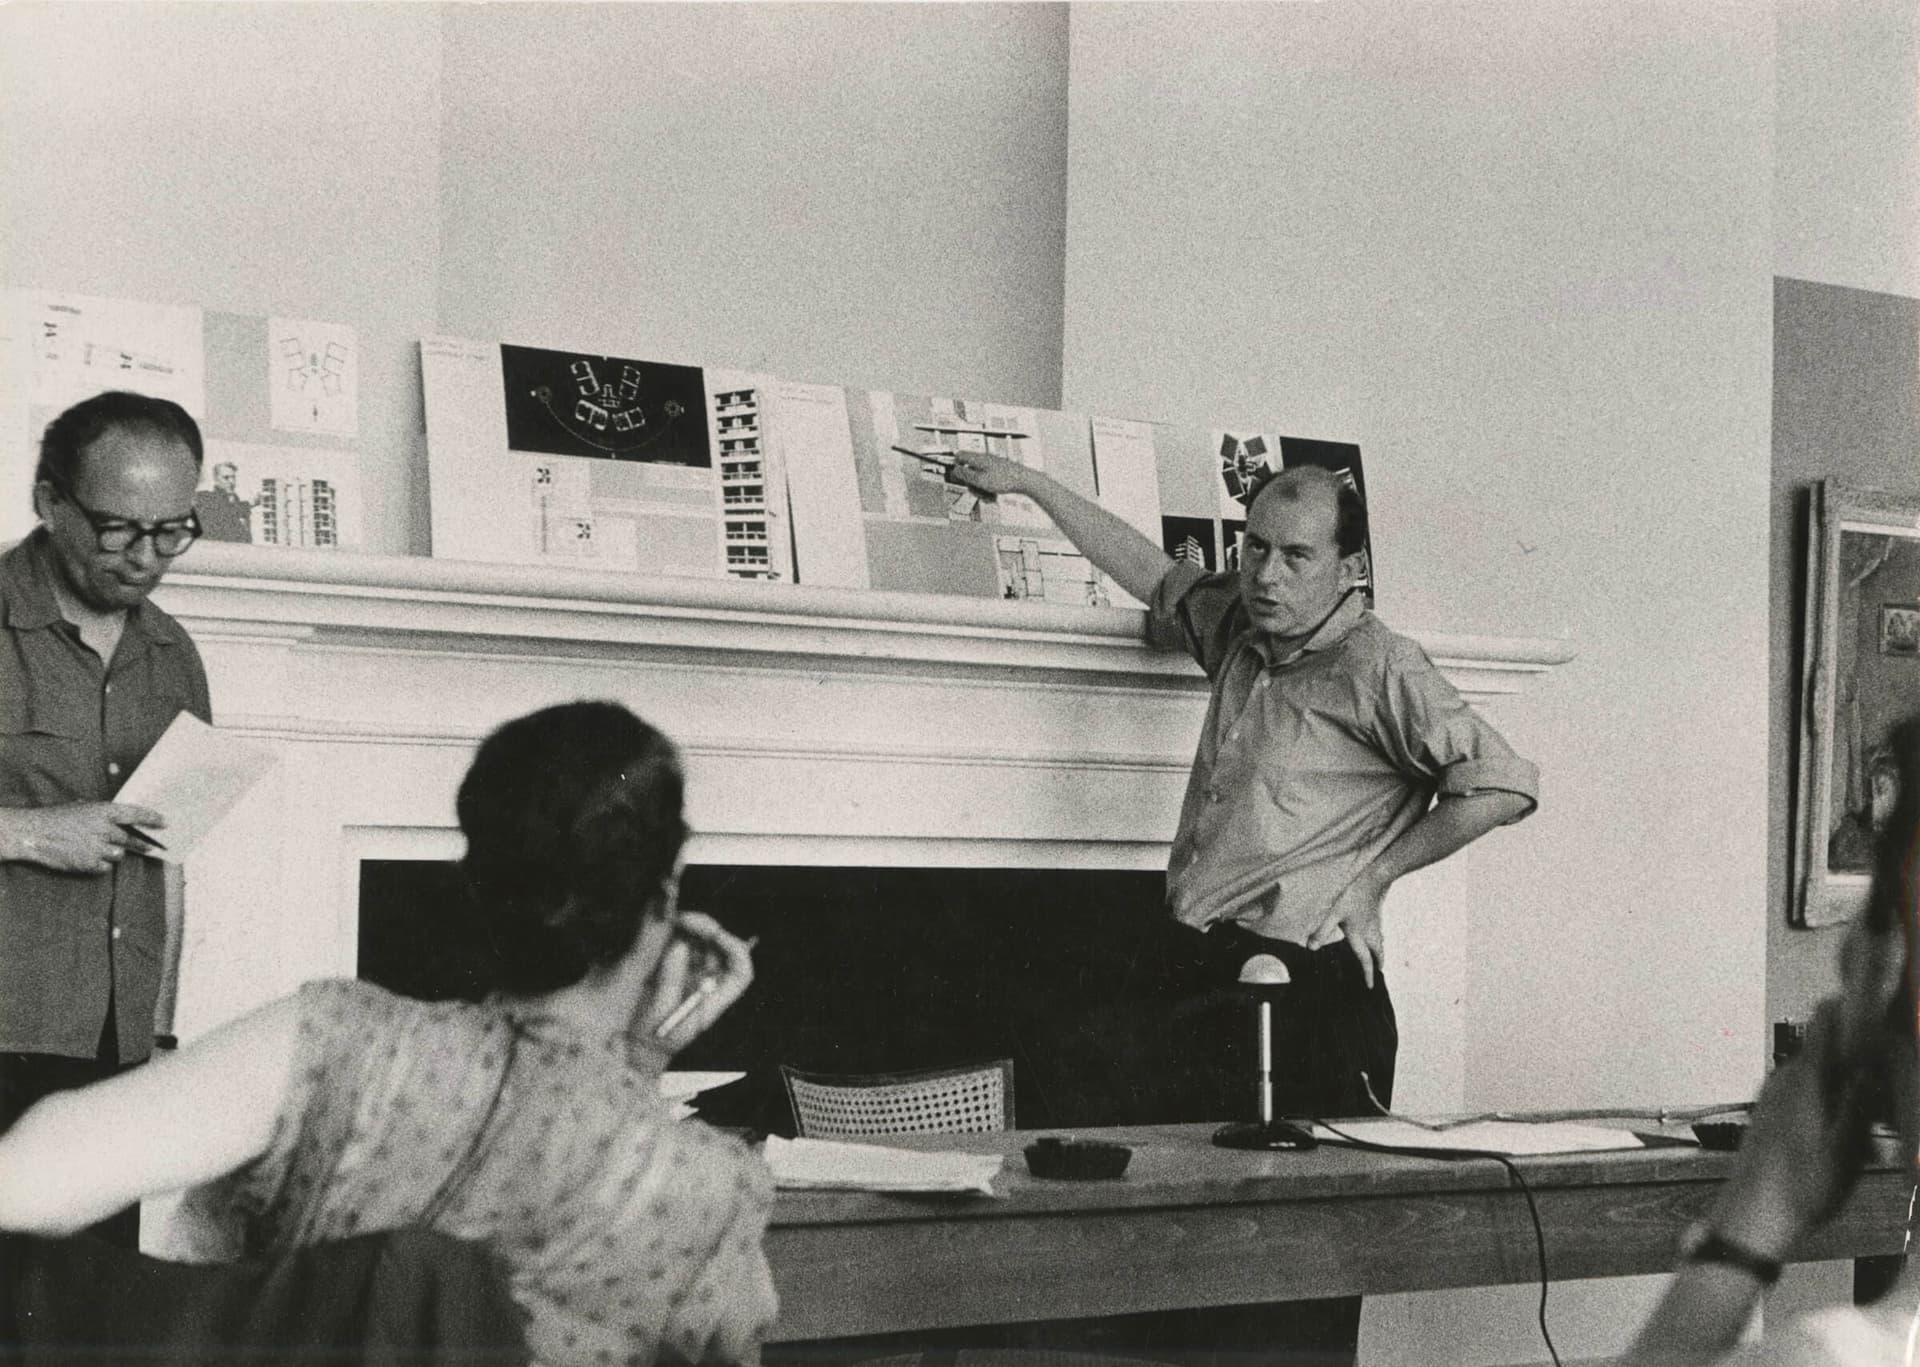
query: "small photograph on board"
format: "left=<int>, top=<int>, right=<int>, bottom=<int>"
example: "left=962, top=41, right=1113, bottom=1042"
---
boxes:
left=994, top=534, right=1105, bottom=607
left=1880, top=604, right=1920, bottom=656
left=1162, top=515, right=1217, bottom=571
left=197, top=440, right=360, bottom=550
left=193, top=459, right=256, bottom=543
left=500, top=344, right=712, bottom=469
left=706, top=374, right=792, bottom=583
left=1223, top=518, right=1247, bottom=572
left=1216, top=431, right=1278, bottom=515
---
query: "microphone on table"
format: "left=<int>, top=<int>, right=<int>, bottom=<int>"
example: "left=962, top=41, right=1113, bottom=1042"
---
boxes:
left=1212, top=953, right=1319, bottom=1152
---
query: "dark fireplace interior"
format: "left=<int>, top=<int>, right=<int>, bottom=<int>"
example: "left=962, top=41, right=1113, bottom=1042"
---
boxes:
left=358, top=862, right=1185, bottom=1132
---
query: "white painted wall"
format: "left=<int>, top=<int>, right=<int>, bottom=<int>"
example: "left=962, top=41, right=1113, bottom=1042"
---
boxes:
left=436, top=2, right=1070, bottom=410
left=1774, top=0, right=1920, bottom=298
left=1061, top=5, right=1773, bottom=1362
left=0, top=1, right=445, bottom=556
left=1, top=2, right=1069, bottom=552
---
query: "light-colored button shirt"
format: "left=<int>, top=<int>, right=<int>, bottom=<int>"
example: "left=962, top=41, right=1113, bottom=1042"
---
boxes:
left=1148, top=562, right=1538, bottom=944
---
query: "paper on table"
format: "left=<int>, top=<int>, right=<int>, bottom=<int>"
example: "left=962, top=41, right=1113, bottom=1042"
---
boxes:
left=113, top=713, right=279, bottom=862
left=764, top=1136, right=1003, bottom=1194
left=1312, top=1119, right=1648, bottom=1156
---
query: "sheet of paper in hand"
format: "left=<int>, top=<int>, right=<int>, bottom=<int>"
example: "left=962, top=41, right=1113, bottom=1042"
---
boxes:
left=113, top=713, right=280, bottom=862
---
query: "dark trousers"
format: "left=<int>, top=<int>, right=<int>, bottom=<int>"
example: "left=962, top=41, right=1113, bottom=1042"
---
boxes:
left=1089, top=920, right=1399, bottom=1365
left=0, top=1008, right=140, bottom=1250
left=1167, top=920, right=1399, bottom=1123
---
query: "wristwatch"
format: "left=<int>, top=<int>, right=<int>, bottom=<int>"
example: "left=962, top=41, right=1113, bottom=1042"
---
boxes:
left=1677, top=1221, right=1783, bottom=1286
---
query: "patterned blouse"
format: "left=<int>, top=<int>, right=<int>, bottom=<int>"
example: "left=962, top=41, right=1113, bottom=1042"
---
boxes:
left=208, top=979, right=777, bottom=1367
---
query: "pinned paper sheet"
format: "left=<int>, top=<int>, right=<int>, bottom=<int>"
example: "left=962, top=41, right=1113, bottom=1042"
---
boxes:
left=113, top=713, right=279, bottom=862
left=1312, top=1119, right=1647, bottom=1156
left=764, top=1137, right=1003, bottom=1194
left=269, top=317, right=358, bottom=438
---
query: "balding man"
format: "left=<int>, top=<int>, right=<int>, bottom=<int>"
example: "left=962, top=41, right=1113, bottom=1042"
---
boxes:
left=0, top=391, right=211, bottom=1242
left=948, top=454, right=1537, bottom=1125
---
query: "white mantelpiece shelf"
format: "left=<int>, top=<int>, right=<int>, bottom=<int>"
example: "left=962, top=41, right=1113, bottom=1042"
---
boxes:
left=154, top=542, right=1575, bottom=700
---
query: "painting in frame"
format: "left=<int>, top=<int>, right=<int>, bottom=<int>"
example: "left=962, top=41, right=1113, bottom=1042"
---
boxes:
left=1795, top=482, right=1920, bottom=926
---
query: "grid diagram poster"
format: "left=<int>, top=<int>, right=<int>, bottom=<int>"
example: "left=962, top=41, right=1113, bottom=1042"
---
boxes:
left=423, top=333, right=1367, bottom=605
left=269, top=317, right=358, bottom=439
left=2, top=289, right=367, bottom=552
left=499, top=344, right=713, bottom=470
left=840, top=390, right=1103, bottom=602
left=422, top=337, right=790, bottom=582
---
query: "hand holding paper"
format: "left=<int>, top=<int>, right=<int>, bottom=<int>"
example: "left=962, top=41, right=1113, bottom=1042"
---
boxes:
left=0, top=801, right=168, bottom=874
left=112, top=713, right=279, bottom=861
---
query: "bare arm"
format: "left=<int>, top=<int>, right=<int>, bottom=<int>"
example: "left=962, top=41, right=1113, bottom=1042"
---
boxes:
left=1620, top=999, right=1882, bottom=1365
left=0, top=995, right=298, bottom=1234
left=945, top=452, right=1174, bottom=604
left=1360, top=790, right=1532, bottom=889
left=1307, top=790, right=1533, bottom=987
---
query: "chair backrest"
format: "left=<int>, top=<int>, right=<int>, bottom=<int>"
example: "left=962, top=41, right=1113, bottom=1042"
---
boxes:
left=780, top=1059, right=1015, bottom=1139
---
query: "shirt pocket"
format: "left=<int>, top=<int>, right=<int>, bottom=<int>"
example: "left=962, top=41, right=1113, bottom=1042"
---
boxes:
left=0, top=703, right=92, bottom=806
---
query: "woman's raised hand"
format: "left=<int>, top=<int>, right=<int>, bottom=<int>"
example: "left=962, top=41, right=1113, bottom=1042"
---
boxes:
left=638, top=912, right=757, bottom=1055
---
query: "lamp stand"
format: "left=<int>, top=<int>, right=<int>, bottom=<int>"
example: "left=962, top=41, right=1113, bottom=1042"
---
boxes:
left=1212, top=997, right=1317, bottom=1151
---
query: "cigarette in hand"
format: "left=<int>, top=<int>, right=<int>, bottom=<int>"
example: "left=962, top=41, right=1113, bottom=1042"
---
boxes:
left=654, top=935, right=758, bottom=1039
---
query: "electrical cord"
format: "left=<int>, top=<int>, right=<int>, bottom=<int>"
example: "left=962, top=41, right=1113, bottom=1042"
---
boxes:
left=1310, top=1118, right=1560, bottom=1367
left=1311, top=1071, right=1563, bottom=1367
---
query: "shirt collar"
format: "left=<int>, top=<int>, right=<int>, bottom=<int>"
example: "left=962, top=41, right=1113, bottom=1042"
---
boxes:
left=0, top=527, right=180, bottom=646
left=1244, top=589, right=1368, bottom=667
left=0, top=530, right=65, bottom=631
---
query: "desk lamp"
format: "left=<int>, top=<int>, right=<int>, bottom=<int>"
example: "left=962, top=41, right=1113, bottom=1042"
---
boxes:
left=1212, top=953, right=1318, bottom=1151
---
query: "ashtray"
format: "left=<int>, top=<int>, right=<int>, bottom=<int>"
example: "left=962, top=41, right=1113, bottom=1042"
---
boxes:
left=1691, top=1121, right=1748, bottom=1151
left=1023, top=1136, right=1132, bottom=1180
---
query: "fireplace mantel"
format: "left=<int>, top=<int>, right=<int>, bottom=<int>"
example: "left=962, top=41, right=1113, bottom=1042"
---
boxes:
left=149, top=542, right=1575, bottom=1104
left=158, top=542, right=1574, bottom=704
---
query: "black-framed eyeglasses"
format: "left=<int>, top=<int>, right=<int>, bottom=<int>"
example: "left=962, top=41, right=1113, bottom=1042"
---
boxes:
left=50, top=481, right=202, bottom=557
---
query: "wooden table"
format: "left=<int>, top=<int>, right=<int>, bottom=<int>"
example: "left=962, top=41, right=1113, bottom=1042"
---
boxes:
left=766, top=1123, right=1913, bottom=1342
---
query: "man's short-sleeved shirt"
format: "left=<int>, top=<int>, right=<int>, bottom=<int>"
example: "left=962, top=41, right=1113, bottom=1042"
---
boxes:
left=1148, top=561, right=1537, bottom=945
left=0, top=529, right=211, bottom=1061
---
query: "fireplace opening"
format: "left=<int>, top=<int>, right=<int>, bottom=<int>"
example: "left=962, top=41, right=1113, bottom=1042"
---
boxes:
left=358, top=861, right=1182, bottom=1131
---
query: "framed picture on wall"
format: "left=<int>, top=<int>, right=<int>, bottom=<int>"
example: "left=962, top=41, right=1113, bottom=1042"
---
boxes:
left=1880, top=605, right=1920, bottom=656
left=1794, top=483, right=1920, bottom=925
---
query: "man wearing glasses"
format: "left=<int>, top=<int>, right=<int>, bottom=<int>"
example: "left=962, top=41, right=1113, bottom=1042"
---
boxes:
left=0, top=390, right=210, bottom=1244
